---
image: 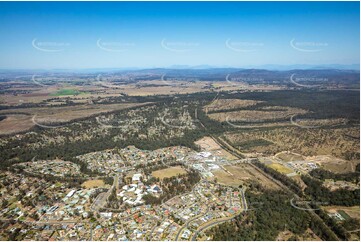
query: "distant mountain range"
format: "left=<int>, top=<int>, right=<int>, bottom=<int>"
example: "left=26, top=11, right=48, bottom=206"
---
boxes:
left=0, top=64, right=359, bottom=73
left=166, top=64, right=360, bottom=71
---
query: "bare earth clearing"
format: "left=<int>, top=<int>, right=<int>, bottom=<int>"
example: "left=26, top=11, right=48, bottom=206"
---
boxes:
left=195, top=136, right=237, bottom=160
left=152, top=166, right=187, bottom=179
left=82, top=179, right=105, bottom=188
left=212, top=164, right=280, bottom=189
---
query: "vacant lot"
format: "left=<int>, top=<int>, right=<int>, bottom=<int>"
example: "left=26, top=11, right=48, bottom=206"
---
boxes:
left=306, top=155, right=356, bottom=173
left=82, top=179, right=105, bottom=188
left=275, top=152, right=305, bottom=162
left=268, top=163, right=294, bottom=174
left=212, top=164, right=280, bottom=189
left=152, top=166, right=187, bottom=179
left=195, top=136, right=237, bottom=160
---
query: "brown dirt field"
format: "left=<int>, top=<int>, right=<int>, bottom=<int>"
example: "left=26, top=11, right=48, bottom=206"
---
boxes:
left=208, top=106, right=307, bottom=122
left=152, top=166, right=187, bottom=179
left=195, top=136, right=237, bottom=160
left=0, top=102, right=150, bottom=125
left=322, top=206, right=360, bottom=219
left=0, top=114, right=34, bottom=135
left=276, top=152, right=305, bottom=162
left=212, top=164, right=280, bottom=189
left=82, top=179, right=105, bottom=188
left=306, top=155, right=355, bottom=173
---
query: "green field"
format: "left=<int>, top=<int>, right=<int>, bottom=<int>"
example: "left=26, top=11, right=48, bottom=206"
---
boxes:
left=50, top=89, right=88, bottom=96
left=337, top=210, right=351, bottom=220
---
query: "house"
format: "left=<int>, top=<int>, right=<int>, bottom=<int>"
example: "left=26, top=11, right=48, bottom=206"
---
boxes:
left=149, top=185, right=162, bottom=194
left=132, top=174, right=142, bottom=182
left=99, top=212, right=112, bottom=219
left=181, top=229, right=191, bottom=239
left=66, top=190, right=76, bottom=198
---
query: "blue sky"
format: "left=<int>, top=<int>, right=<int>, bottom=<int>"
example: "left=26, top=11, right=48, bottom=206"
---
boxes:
left=0, top=1, right=359, bottom=69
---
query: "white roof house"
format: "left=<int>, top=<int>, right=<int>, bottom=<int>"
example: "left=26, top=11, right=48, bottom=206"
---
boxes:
left=198, top=152, right=211, bottom=158
left=132, top=173, right=142, bottom=182
left=66, top=190, right=76, bottom=198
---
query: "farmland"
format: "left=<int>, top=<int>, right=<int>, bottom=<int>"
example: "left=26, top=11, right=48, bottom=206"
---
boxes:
left=50, top=88, right=88, bottom=96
